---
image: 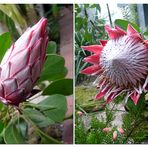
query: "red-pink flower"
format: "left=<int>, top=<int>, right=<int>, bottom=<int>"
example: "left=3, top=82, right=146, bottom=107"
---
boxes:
left=0, top=18, right=48, bottom=106
left=81, top=24, right=148, bottom=105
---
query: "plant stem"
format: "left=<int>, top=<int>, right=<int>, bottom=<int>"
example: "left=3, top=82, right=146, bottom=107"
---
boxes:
left=111, top=109, right=126, bottom=112
left=90, top=20, right=100, bottom=32
left=106, top=4, right=113, bottom=27
left=76, top=104, right=88, bottom=115
left=105, top=103, right=116, bottom=127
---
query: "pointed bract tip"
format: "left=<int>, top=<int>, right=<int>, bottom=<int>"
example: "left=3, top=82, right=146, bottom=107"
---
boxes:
left=39, top=17, right=48, bottom=25
left=81, top=45, right=103, bottom=54
left=130, top=92, right=140, bottom=105
left=105, top=24, right=126, bottom=39
left=99, top=40, right=108, bottom=46
left=33, top=17, right=48, bottom=34
left=127, top=24, right=140, bottom=36
left=115, top=25, right=126, bottom=35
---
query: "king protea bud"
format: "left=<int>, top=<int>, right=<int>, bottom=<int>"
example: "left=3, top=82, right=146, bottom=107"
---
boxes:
left=81, top=24, right=148, bottom=105
left=0, top=18, right=48, bottom=105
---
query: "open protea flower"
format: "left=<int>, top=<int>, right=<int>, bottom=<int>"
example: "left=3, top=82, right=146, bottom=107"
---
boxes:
left=0, top=18, right=48, bottom=106
left=81, top=24, right=148, bottom=105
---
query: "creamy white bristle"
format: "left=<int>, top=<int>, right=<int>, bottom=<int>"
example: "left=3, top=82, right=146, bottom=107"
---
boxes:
left=100, top=36, right=148, bottom=88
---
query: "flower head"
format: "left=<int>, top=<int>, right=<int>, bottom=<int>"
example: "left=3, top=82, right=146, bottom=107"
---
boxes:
left=0, top=18, right=48, bottom=105
left=81, top=24, right=148, bottom=105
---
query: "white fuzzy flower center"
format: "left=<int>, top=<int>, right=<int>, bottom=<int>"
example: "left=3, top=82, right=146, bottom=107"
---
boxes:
left=100, top=36, right=148, bottom=88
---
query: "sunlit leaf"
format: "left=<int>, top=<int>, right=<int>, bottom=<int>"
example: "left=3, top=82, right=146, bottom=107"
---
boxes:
left=0, top=32, right=11, bottom=63
left=0, top=4, right=27, bottom=34
left=114, top=19, right=140, bottom=33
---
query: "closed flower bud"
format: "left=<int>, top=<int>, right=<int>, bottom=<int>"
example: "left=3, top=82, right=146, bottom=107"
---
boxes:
left=77, top=111, right=83, bottom=116
left=113, top=131, right=118, bottom=141
left=117, top=127, right=124, bottom=134
left=102, top=127, right=111, bottom=133
left=0, top=18, right=48, bottom=106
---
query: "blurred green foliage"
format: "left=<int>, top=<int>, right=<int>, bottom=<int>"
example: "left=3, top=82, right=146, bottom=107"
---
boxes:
left=75, top=93, right=148, bottom=144
left=75, top=4, right=108, bottom=84
left=0, top=32, right=11, bottom=62
left=75, top=109, right=126, bottom=144
left=119, top=4, right=138, bottom=25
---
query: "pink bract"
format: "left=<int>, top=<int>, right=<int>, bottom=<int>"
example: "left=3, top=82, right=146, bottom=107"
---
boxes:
left=0, top=18, right=48, bottom=105
left=81, top=24, right=148, bottom=105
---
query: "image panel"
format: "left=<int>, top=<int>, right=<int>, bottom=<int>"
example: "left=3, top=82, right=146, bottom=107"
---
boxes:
left=0, top=4, right=73, bottom=144
left=75, top=4, right=148, bottom=144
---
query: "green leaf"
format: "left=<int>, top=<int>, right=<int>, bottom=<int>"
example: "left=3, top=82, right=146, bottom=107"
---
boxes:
left=42, top=78, right=73, bottom=96
left=0, top=121, right=4, bottom=134
left=38, top=54, right=67, bottom=82
left=0, top=135, right=4, bottom=144
left=143, top=31, right=148, bottom=39
left=114, top=19, right=141, bottom=33
left=51, top=4, right=59, bottom=16
left=23, top=102, right=55, bottom=111
left=95, top=4, right=101, bottom=12
left=4, top=119, right=26, bottom=144
left=0, top=102, right=6, bottom=110
left=17, top=118, right=28, bottom=138
left=0, top=32, right=11, bottom=63
left=23, top=108, right=54, bottom=128
left=46, top=41, right=57, bottom=54
left=0, top=4, right=27, bottom=34
left=84, top=4, right=89, bottom=9
left=38, top=95, right=67, bottom=122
